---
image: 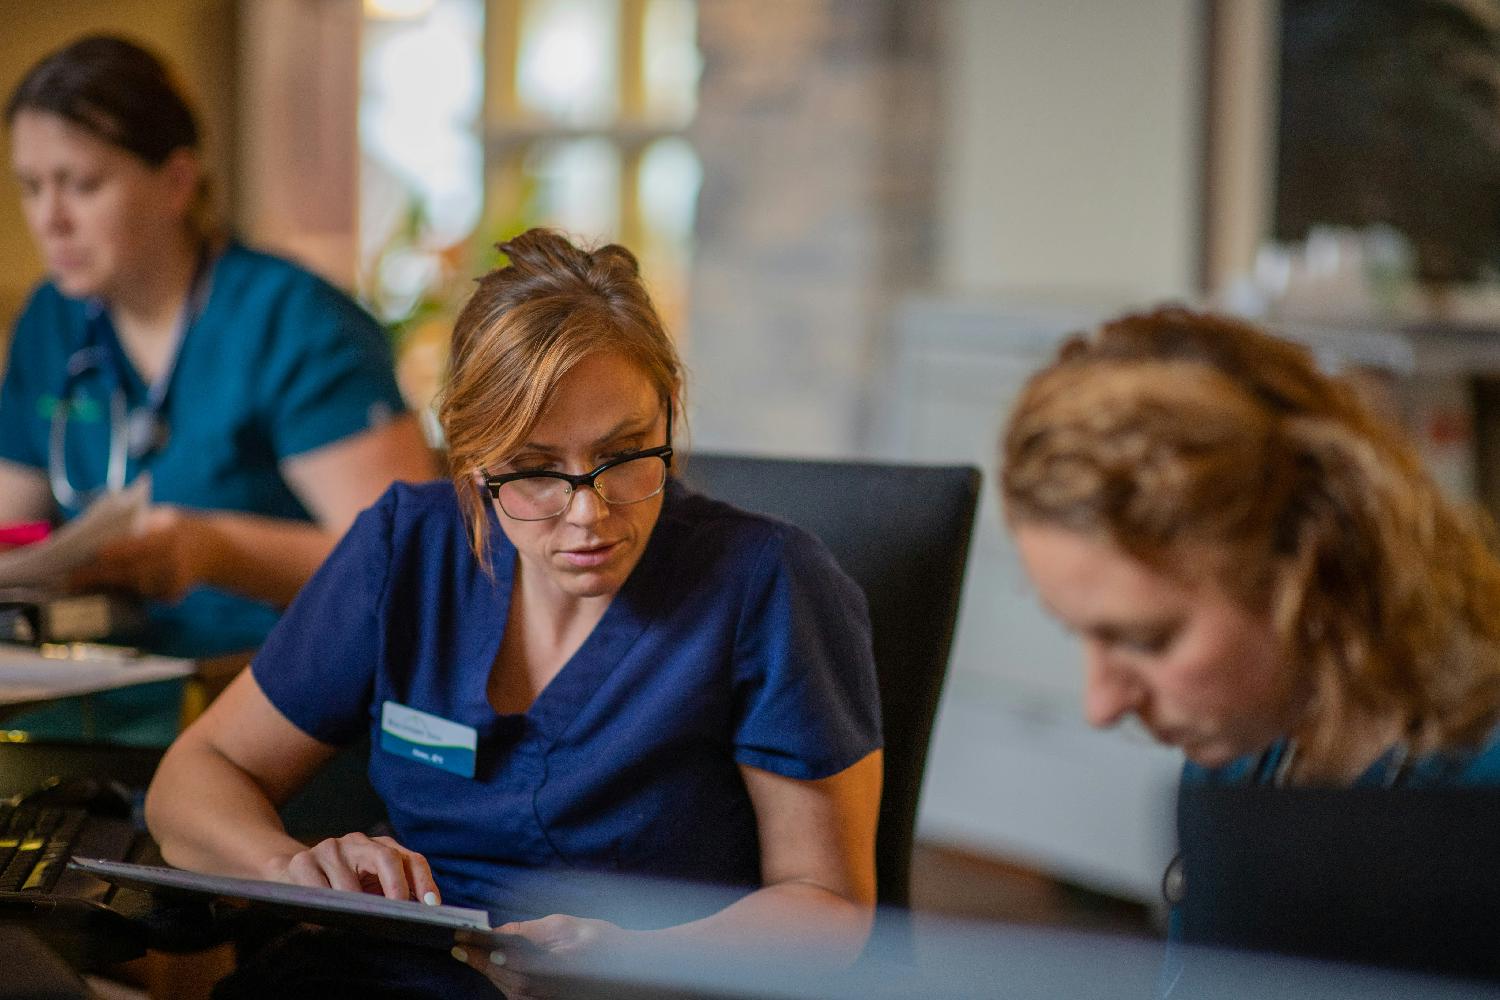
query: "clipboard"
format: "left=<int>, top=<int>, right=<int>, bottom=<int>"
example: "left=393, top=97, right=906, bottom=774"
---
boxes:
left=70, top=856, right=495, bottom=951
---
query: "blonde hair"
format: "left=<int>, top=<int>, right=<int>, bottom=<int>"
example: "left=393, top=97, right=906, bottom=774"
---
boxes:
left=1001, top=307, right=1500, bottom=763
left=439, top=228, right=683, bottom=568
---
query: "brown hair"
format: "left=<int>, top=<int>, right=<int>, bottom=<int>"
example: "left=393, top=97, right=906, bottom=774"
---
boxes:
left=1001, top=306, right=1500, bottom=765
left=439, top=228, right=683, bottom=567
left=6, top=34, right=218, bottom=242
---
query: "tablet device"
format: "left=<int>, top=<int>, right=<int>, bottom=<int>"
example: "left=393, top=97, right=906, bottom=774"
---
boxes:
left=70, top=856, right=492, bottom=951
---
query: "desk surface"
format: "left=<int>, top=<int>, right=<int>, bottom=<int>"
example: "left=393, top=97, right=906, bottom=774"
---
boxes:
left=0, top=739, right=164, bottom=798
left=0, top=643, right=193, bottom=711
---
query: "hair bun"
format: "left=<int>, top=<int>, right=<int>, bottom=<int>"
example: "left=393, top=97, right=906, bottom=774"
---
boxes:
left=497, top=228, right=641, bottom=289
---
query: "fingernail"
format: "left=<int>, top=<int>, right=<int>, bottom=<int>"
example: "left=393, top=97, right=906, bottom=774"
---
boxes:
left=451, top=946, right=468, bottom=963
left=489, top=949, right=506, bottom=967
left=423, top=891, right=438, bottom=905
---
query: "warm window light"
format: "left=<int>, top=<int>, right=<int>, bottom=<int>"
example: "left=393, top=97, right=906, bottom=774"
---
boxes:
left=359, top=0, right=484, bottom=319
left=365, top=0, right=437, bottom=20
left=524, top=138, right=621, bottom=236
left=517, top=0, right=620, bottom=125
left=363, top=4, right=484, bottom=242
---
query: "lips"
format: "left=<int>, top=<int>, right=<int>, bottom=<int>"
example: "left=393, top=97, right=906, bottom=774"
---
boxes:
left=557, top=540, right=621, bottom=569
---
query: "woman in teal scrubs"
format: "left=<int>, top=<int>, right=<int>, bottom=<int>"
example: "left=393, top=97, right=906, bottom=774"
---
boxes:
left=0, top=36, right=436, bottom=743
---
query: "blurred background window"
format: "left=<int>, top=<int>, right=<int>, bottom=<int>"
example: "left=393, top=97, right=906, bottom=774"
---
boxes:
left=361, top=0, right=486, bottom=325
left=359, top=0, right=702, bottom=363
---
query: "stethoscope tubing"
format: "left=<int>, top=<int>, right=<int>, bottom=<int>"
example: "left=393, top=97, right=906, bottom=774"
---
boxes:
left=46, top=246, right=215, bottom=510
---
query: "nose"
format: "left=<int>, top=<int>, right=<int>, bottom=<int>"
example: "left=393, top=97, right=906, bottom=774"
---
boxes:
left=34, top=185, right=71, bottom=237
left=562, top=482, right=609, bottom=527
left=1081, top=641, right=1139, bottom=728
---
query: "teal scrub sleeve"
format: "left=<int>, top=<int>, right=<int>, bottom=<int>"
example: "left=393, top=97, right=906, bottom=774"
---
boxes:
left=0, top=290, right=57, bottom=470
left=255, top=276, right=407, bottom=461
left=730, top=526, right=884, bottom=781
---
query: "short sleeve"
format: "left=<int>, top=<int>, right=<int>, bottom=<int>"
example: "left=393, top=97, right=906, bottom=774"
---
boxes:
left=251, top=488, right=395, bottom=744
left=731, top=527, right=883, bottom=780
left=0, top=293, right=54, bottom=470
left=258, top=275, right=407, bottom=460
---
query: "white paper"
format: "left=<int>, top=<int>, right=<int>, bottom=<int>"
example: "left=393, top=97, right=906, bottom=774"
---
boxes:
left=0, top=477, right=150, bottom=588
left=0, top=641, right=193, bottom=705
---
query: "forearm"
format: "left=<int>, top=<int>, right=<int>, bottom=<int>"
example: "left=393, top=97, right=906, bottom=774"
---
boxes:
left=651, top=880, right=874, bottom=967
left=144, top=740, right=308, bottom=880
left=194, top=511, right=336, bottom=606
left=0, top=460, right=51, bottom=523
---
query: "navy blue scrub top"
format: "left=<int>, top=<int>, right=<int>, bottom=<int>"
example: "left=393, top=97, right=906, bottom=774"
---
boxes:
left=253, top=479, right=882, bottom=925
left=0, top=241, right=407, bottom=658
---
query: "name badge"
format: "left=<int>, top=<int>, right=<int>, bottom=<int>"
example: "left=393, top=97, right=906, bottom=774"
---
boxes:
left=380, top=701, right=477, bottom=778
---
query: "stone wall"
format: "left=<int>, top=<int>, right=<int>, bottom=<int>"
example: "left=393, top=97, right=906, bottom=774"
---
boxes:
left=687, top=0, right=943, bottom=456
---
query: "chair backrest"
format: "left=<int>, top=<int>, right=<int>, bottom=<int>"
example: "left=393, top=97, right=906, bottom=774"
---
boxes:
left=682, top=454, right=981, bottom=908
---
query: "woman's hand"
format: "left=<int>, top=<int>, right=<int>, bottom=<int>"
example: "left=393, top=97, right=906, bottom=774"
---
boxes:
left=70, top=504, right=224, bottom=602
left=264, top=832, right=441, bottom=904
left=453, top=915, right=627, bottom=1000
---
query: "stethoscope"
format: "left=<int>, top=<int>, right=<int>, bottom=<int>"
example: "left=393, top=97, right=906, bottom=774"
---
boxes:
left=47, top=251, right=214, bottom=510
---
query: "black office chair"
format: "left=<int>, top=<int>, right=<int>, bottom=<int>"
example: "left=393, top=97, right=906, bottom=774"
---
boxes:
left=681, top=454, right=981, bottom=910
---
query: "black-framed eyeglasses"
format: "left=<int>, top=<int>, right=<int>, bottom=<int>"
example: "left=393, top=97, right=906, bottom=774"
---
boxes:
left=482, top=406, right=674, bottom=521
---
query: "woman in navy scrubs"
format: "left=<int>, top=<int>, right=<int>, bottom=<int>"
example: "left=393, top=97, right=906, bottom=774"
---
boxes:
left=147, top=229, right=884, bottom=997
left=0, top=36, right=435, bottom=742
left=1001, top=307, right=1500, bottom=789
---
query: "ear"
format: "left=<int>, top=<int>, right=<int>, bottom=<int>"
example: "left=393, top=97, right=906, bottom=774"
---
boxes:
left=157, top=147, right=202, bottom=220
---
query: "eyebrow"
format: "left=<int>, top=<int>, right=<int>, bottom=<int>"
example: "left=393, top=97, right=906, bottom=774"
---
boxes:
left=517, top=413, right=656, bottom=455
left=1035, top=598, right=1181, bottom=639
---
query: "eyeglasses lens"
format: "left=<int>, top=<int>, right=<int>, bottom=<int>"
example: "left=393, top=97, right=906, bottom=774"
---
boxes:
left=496, top=455, right=667, bottom=521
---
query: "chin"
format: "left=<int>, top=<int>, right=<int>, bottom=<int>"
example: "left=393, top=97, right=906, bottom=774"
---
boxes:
left=1181, top=745, right=1231, bottom=768
left=555, top=569, right=628, bottom=600
left=51, top=271, right=99, bottom=299
left=1181, top=738, right=1264, bottom=770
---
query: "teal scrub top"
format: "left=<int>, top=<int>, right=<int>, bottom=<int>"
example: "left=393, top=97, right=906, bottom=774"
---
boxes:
left=1181, top=723, right=1500, bottom=790
left=0, top=241, right=407, bottom=743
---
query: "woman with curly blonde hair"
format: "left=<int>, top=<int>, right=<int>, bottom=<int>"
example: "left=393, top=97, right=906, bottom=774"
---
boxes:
left=1001, top=306, right=1500, bottom=789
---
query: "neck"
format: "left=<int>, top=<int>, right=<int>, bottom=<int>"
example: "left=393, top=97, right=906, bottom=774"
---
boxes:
left=1287, top=701, right=1408, bottom=786
left=513, top=561, right=612, bottom=644
left=108, top=230, right=201, bottom=345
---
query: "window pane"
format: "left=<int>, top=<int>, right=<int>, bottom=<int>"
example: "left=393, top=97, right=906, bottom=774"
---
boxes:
left=639, top=136, right=701, bottom=246
left=359, top=0, right=485, bottom=309
left=637, top=136, right=702, bottom=337
left=516, top=0, right=621, bottom=126
left=364, top=0, right=439, bottom=17
left=642, top=0, right=700, bottom=125
left=522, top=138, right=622, bottom=239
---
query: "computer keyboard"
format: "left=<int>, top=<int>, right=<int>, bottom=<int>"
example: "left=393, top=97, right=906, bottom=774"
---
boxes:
left=0, top=803, right=87, bottom=893
left=0, top=802, right=135, bottom=900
